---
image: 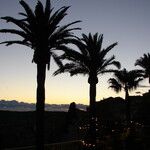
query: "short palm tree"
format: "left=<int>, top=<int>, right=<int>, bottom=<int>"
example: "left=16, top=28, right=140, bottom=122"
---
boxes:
left=0, top=0, right=80, bottom=149
left=54, top=33, right=120, bottom=145
left=108, top=68, right=143, bottom=123
left=135, top=53, right=150, bottom=84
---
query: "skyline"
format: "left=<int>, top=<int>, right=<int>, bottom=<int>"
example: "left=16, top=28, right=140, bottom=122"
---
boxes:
left=0, top=0, right=150, bottom=104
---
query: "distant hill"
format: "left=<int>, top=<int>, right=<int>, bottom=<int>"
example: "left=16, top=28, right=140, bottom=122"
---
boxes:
left=94, top=92, right=150, bottom=124
left=0, top=100, right=87, bottom=112
left=95, top=97, right=126, bottom=122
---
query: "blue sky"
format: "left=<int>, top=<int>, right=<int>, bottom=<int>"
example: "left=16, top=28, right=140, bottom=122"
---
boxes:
left=0, top=0, right=150, bottom=104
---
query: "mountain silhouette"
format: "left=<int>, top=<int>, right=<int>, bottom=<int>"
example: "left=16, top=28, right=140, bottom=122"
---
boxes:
left=0, top=100, right=87, bottom=112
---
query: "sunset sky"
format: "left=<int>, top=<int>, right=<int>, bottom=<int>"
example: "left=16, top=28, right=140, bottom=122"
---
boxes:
left=0, top=0, right=150, bottom=104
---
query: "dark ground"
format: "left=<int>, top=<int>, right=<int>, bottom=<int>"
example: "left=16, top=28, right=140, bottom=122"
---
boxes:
left=0, top=111, right=67, bottom=149
left=1, top=94, right=150, bottom=149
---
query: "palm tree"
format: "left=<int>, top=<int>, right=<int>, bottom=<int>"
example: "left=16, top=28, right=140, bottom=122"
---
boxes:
left=54, top=33, right=120, bottom=145
left=135, top=53, right=150, bottom=85
left=0, top=0, right=80, bottom=149
left=108, top=68, right=143, bottom=124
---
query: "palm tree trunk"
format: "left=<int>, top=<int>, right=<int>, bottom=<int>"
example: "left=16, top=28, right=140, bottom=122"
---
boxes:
left=125, top=87, right=131, bottom=124
left=89, top=83, right=97, bottom=145
left=36, top=63, right=46, bottom=150
left=88, top=73, right=98, bottom=146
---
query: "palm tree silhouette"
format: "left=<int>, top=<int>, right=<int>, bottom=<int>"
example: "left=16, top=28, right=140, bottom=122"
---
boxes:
left=135, top=53, right=150, bottom=85
left=0, top=0, right=80, bottom=149
left=108, top=68, right=143, bottom=124
left=54, top=33, right=120, bottom=145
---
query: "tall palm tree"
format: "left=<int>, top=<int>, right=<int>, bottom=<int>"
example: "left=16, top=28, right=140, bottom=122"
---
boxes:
left=54, top=33, right=120, bottom=145
left=0, top=0, right=80, bottom=149
left=135, top=53, right=150, bottom=85
left=108, top=68, right=143, bottom=123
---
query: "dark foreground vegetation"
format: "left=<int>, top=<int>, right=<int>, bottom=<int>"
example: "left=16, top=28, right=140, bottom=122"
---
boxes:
left=0, top=108, right=86, bottom=149
left=0, top=92, right=150, bottom=149
left=0, top=111, right=64, bottom=148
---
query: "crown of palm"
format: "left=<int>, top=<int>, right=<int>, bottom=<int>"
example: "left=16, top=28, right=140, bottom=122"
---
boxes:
left=0, top=0, right=80, bottom=69
left=108, top=68, right=143, bottom=92
left=135, top=53, right=150, bottom=77
left=54, top=33, right=120, bottom=76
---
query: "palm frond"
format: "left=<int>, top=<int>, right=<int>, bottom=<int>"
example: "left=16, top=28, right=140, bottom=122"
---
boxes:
left=97, top=34, right=103, bottom=51
left=101, top=55, right=115, bottom=68
left=57, top=45, right=88, bottom=64
left=135, top=53, right=150, bottom=79
left=97, top=55, right=120, bottom=74
left=108, top=78, right=122, bottom=93
left=69, top=64, right=88, bottom=76
left=1, top=17, right=30, bottom=34
left=64, top=38, right=88, bottom=56
left=35, top=1, right=44, bottom=20
left=81, top=33, right=89, bottom=44
left=18, top=12, right=27, bottom=17
left=93, top=33, right=98, bottom=44
left=104, top=42, right=118, bottom=53
left=0, top=29, right=27, bottom=38
left=95, top=43, right=118, bottom=72
left=45, top=0, right=51, bottom=20
left=105, top=59, right=120, bottom=69
left=48, top=6, right=69, bottom=35
left=57, top=21, right=81, bottom=33
left=110, top=61, right=121, bottom=69
left=53, top=62, right=88, bottom=77
left=0, top=40, right=31, bottom=47
left=49, top=22, right=81, bottom=47
left=128, top=78, right=143, bottom=91
left=100, top=42, right=118, bottom=60
left=52, top=53, right=63, bottom=68
left=99, top=69, right=119, bottom=75
left=53, top=63, right=75, bottom=76
left=19, top=0, right=35, bottom=25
